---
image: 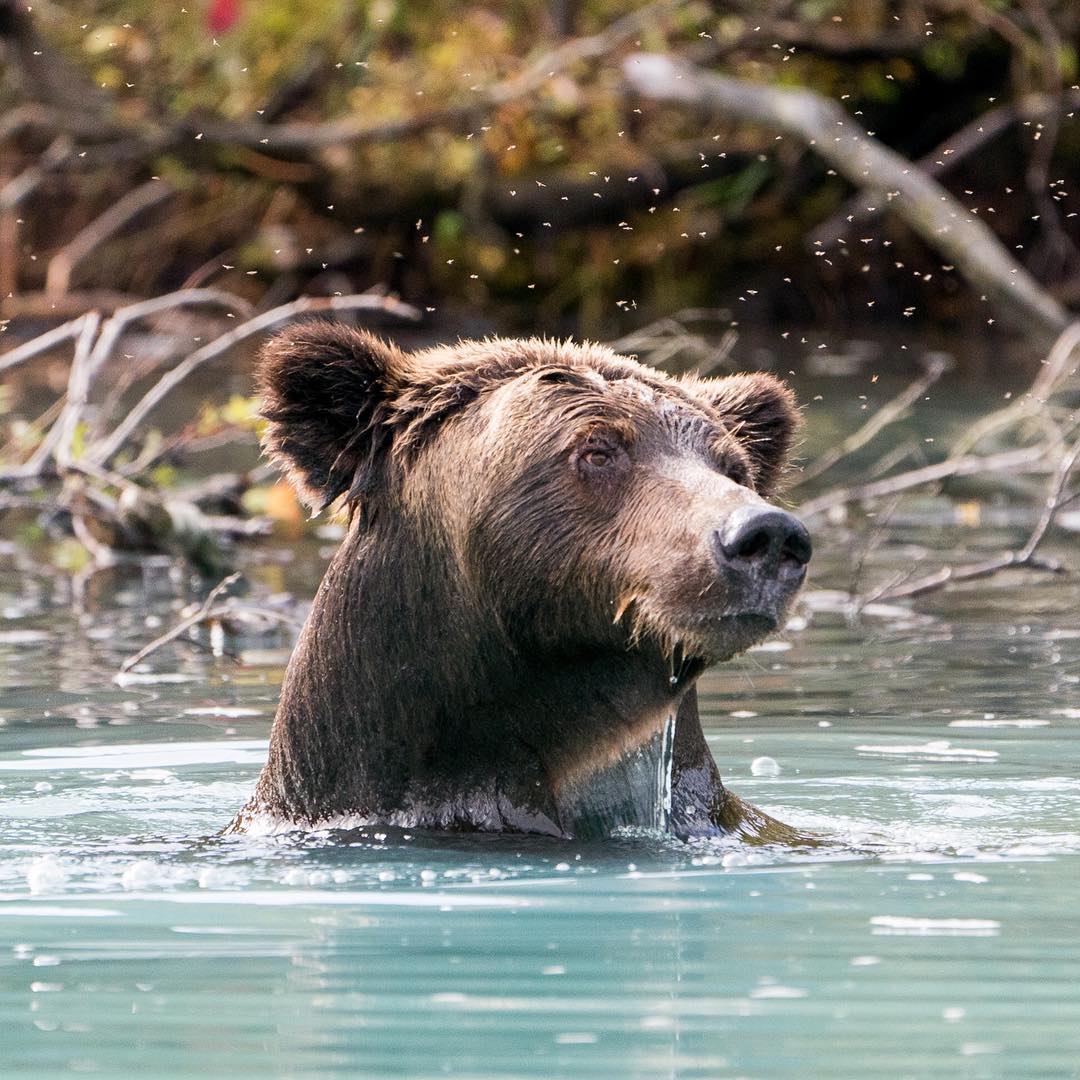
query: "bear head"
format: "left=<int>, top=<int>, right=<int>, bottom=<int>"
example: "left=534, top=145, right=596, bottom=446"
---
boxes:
left=257, top=322, right=809, bottom=675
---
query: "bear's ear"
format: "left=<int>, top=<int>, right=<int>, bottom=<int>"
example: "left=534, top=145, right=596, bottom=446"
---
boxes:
left=688, top=372, right=801, bottom=495
left=257, top=321, right=407, bottom=512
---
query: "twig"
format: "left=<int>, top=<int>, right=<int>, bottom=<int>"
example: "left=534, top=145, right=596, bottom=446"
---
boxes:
left=623, top=52, right=1070, bottom=344
left=608, top=309, right=738, bottom=374
left=51, top=310, right=102, bottom=472
left=798, top=445, right=1049, bottom=519
left=117, top=572, right=302, bottom=673
left=92, top=292, right=421, bottom=466
left=0, top=289, right=255, bottom=478
left=0, top=312, right=98, bottom=478
left=0, top=317, right=85, bottom=374
left=44, top=180, right=176, bottom=297
left=873, top=439, right=1080, bottom=601
left=797, top=356, right=950, bottom=484
left=118, top=572, right=241, bottom=672
left=945, top=319, right=1080, bottom=462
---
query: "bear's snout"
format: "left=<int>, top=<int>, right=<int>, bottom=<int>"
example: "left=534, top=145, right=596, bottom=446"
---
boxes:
left=712, top=504, right=811, bottom=608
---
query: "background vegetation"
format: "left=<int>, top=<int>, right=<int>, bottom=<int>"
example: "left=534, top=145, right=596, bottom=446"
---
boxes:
left=3, top=0, right=1079, bottom=333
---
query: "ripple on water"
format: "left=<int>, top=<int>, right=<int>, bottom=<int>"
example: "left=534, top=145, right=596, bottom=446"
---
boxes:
left=1, top=529, right=1079, bottom=1076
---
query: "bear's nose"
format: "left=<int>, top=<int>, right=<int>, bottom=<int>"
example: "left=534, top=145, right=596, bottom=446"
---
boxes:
left=716, top=506, right=812, bottom=573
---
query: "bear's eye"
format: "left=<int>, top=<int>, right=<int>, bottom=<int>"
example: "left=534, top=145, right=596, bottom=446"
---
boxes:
left=573, top=433, right=626, bottom=479
left=709, top=446, right=753, bottom=488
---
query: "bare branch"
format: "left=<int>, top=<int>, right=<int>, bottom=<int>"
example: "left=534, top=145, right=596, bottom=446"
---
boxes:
left=608, top=309, right=738, bottom=375
left=946, top=319, right=1080, bottom=461
left=52, top=310, right=102, bottom=471
left=798, top=445, right=1048, bottom=519
left=797, top=356, right=950, bottom=484
left=807, top=94, right=1080, bottom=248
left=0, top=316, right=85, bottom=375
left=874, top=438, right=1079, bottom=601
left=117, top=573, right=302, bottom=673
left=45, top=180, right=176, bottom=298
left=623, top=52, right=1070, bottom=344
left=0, top=289, right=256, bottom=477
left=118, top=571, right=240, bottom=673
left=92, top=292, right=421, bottom=466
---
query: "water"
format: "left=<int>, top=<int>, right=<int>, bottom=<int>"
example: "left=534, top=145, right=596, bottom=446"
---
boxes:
left=2, top=362, right=1080, bottom=1076
left=2, top=524, right=1078, bottom=1078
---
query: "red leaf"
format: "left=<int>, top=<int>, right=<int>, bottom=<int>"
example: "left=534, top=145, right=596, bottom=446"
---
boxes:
left=206, top=0, right=240, bottom=34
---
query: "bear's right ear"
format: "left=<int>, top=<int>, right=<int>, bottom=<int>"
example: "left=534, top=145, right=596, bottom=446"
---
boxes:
left=257, top=321, right=406, bottom=513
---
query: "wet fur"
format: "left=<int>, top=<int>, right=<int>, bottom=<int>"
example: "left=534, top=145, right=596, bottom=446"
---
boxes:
left=232, top=324, right=804, bottom=839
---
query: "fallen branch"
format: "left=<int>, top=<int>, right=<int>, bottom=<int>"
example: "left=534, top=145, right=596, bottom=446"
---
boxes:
left=622, top=52, right=1071, bottom=344
left=944, top=320, right=1080, bottom=464
left=0, top=316, right=85, bottom=375
left=0, top=288, right=255, bottom=480
left=798, top=444, right=1049, bottom=519
left=0, top=281, right=418, bottom=571
left=92, top=291, right=421, bottom=466
left=797, top=355, right=951, bottom=485
left=51, top=309, right=102, bottom=472
left=119, top=573, right=243, bottom=674
left=116, top=572, right=302, bottom=673
left=872, top=437, right=1079, bottom=601
left=808, top=90, right=1080, bottom=248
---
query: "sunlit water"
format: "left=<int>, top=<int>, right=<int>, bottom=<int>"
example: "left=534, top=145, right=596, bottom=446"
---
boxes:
left=2, top=362, right=1080, bottom=1076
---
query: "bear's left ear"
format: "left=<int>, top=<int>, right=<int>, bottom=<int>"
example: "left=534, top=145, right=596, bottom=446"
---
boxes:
left=687, top=372, right=802, bottom=496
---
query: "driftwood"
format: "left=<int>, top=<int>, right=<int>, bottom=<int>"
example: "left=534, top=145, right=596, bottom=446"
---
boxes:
left=807, top=90, right=1080, bottom=250
left=117, top=572, right=303, bottom=674
left=622, top=53, right=1071, bottom=346
left=870, top=438, right=1079, bottom=602
left=0, top=287, right=420, bottom=571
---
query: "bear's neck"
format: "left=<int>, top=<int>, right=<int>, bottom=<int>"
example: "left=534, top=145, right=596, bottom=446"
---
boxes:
left=245, top=523, right=686, bottom=839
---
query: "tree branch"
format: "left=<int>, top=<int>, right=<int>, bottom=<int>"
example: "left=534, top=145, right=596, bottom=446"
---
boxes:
left=797, top=445, right=1049, bottom=519
left=872, top=437, right=1079, bottom=601
left=622, top=52, right=1071, bottom=344
left=91, top=292, right=420, bottom=466
left=807, top=91, right=1080, bottom=248
left=797, top=356, right=951, bottom=485
left=45, top=180, right=177, bottom=298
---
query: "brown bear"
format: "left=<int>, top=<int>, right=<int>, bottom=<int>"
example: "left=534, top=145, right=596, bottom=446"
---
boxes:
left=227, top=324, right=811, bottom=842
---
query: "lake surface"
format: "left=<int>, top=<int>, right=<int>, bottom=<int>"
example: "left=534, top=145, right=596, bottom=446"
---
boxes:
left=1, top=353, right=1079, bottom=1077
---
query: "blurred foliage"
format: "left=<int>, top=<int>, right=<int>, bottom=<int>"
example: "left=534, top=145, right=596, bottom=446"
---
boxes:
left=2, top=0, right=1079, bottom=334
